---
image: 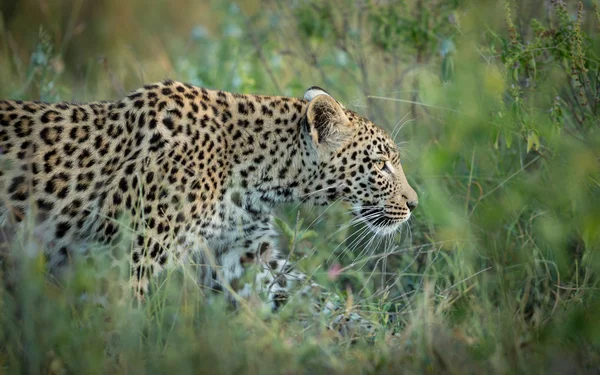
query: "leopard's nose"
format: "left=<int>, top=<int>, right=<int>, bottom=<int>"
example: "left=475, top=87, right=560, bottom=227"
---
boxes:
left=403, top=183, right=418, bottom=212
left=407, top=200, right=418, bottom=212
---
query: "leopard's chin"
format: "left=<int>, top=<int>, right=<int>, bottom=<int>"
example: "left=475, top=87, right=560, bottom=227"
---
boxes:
left=364, top=217, right=406, bottom=236
left=353, top=206, right=408, bottom=236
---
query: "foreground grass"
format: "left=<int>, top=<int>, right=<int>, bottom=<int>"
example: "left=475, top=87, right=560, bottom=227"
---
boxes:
left=1, top=0, right=600, bottom=373
left=2, top=223, right=599, bottom=374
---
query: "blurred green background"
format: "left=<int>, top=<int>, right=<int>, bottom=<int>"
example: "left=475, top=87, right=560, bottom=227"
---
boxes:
left=1, top=0, right=600, bottom=373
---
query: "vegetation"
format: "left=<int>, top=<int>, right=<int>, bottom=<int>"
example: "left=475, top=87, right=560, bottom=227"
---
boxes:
left=1, top=0, right=599, bottom=373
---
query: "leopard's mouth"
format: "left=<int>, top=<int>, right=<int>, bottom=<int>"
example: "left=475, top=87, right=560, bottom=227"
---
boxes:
left=355, top=206, right=408, bottom=236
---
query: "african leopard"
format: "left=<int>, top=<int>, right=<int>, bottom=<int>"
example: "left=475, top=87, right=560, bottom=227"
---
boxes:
left=0, top=80, right=417, bottom=329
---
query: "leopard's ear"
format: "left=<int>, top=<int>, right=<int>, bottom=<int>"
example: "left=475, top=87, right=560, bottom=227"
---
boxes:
left=304, top=86, right=331, bottom=101
left=304, top=87, right=354, bottom=150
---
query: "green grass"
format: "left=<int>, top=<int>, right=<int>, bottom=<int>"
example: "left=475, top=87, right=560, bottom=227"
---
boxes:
left=1, top=0, right=600, bottom=373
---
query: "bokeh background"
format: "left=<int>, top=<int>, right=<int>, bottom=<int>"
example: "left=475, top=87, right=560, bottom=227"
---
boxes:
left=1, top=0, right=600, bottom=373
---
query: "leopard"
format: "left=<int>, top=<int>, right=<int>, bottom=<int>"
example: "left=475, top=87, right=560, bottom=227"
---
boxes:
left=0, top=80, right=418, bottom=333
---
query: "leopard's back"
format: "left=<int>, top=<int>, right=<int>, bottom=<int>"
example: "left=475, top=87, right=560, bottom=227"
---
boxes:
left=0, top=99, right=125, bottom=246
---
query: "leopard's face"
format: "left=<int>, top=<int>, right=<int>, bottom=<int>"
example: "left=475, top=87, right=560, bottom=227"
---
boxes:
left=339, top=118, right=416, bottom=235
left=323, top=116, right=418, bottom=235
left=303, top=88, right=418, bottom=235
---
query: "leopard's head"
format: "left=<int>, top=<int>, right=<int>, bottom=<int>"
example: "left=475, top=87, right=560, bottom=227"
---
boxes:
left=302, top=87, right=418, bottom=235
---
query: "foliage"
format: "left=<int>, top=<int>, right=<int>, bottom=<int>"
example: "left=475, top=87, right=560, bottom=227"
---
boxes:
left=1, top=0, right=600, bottom=373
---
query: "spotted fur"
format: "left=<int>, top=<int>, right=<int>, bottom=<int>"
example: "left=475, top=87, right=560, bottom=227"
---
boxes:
left=0, top=80, right=417, bottom=323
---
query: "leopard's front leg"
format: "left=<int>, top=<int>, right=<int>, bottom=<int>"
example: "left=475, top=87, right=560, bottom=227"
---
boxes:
left=211, top=231, right=302, bottom=310
left=240, top=241, right=306, bottom=310
left=227, top=237, right=379, bottom=337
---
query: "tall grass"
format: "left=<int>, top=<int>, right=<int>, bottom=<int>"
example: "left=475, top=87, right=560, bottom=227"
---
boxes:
left=1, top=0, right=599, bottom=373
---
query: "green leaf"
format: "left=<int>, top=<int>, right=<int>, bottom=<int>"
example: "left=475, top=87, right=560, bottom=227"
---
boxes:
left=441, top=54, right=455, bottom=82
left=526, top=130, right=540, bottom=152
left=504, top=127, right=513, bottom=148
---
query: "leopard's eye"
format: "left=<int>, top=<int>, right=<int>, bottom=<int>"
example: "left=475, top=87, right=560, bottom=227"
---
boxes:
left=375, top=160, right=391, bottom=174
